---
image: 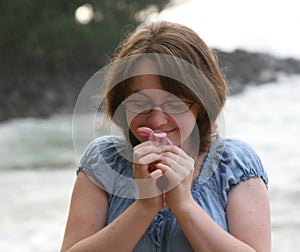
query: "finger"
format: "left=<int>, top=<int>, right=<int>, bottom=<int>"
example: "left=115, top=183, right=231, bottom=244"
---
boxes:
left=162, top=146, right=194, bottom=165
left=138, top=153, right=162, bottom=165
left=159, top=155, right=180, bottom=170
left=134, top=142, right=164, bottom=158
left=134, top=140, right=165, bottom=151
left=160, top=152, right=191, bottom=171
left=161, top=151, right=182, bottom=166
left=159, top=154, right=194, bottom=177
left=162, top=145, right=189, bottom=158
left=149, top=169, right=163, bottom=179
left=155, top=162, right=191, bottom=191
left=155, top=162, right=173, bottom=173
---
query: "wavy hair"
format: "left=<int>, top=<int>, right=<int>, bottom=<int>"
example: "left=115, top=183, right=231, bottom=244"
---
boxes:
left=103, top=21, right=228, bottom=153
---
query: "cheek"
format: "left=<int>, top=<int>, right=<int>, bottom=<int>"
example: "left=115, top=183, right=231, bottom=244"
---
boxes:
left=125, top=112, right=143, bottom=138
left=175, top=114, right=197, bottom=136
left=170, top=106, right=199, bottom=145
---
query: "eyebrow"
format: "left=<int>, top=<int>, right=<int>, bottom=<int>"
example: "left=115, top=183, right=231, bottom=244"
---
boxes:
left=127, top=89, right=176, bottom=99
left=126, top=90, right=150, bottom=98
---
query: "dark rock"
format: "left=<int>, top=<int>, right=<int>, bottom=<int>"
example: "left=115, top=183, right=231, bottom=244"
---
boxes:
left=215, top=49, right=300, bottom=94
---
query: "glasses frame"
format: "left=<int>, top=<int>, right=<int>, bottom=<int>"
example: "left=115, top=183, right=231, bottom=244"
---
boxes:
left=123, top=100, right=195, bottom=115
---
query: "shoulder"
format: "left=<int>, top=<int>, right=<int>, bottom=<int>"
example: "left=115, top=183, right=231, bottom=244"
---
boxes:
left=220, top=137, right=269, bottom=190
left=85, top=135, right=127, bottom=154
left=222, top=138, right=264, bottom=170
left=81, top=135, right=128, bottom=160
left=223, top=138, right=261, bottom=164
left=76, top=135, right=134, bottom=197
left=77, top=135, right=130, bottom=174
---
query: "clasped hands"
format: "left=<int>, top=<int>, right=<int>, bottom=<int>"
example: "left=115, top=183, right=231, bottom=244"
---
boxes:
left=133, top=127, right=195, bottom=211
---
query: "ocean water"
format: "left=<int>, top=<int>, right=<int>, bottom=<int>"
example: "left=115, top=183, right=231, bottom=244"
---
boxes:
left=1, top=74, right=299, bottom=251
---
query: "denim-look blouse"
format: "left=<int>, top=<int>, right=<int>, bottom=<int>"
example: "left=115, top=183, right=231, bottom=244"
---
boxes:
left=77, top=135, right=268, bottom=251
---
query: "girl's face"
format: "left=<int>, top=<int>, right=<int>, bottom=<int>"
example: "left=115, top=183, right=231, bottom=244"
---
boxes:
left=124, top=74, right=200, bottom=148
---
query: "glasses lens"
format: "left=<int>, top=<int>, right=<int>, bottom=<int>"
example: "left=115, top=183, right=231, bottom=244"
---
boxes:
left=126, top=101, right=151, bottom=114
left=163, top=101, right=190, bottom=114
left=125, top=100, right=193, bottom=114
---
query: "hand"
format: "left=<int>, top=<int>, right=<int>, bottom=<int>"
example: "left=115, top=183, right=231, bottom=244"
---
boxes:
left=154, top=145, right=195, bottom=211
left=133, top=140, right=165, bottom=212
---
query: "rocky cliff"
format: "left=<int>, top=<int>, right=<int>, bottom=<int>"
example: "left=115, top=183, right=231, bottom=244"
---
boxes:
left=1, top=49, right=300, bottom=121
left=216, top=49, right=300, bottom=94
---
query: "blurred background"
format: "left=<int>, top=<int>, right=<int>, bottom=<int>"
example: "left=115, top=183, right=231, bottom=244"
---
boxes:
left=0, top=0, right=299, bottom=251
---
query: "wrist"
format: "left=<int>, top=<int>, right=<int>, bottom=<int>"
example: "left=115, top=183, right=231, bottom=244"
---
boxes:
left=168, top=195, right=196, bottom=216
left=135, top=198, right=162, bottom=216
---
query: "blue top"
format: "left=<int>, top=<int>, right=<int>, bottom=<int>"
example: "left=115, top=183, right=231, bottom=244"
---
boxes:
left=77, top=135, right=268, bottom=251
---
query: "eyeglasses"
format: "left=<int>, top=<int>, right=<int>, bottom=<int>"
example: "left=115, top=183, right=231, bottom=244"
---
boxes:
left=123, top=100, right=195, bottom=115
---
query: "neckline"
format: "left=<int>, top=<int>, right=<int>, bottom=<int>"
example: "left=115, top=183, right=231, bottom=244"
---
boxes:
left=192, top=135, right=225, bottom=189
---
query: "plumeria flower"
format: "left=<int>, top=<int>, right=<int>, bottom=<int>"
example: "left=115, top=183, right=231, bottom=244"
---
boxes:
left=136, top=127, right=173, bottom=146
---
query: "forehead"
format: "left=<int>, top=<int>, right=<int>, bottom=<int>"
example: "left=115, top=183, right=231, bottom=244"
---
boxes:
left=127, top=70, right=184, bottom=101
left=126, top=74, right=194, bottom=100
left=128, top=74, right=163, bottom=92
left=124, top=58, right=194, bottom=100
left=127, top=87, right=181, bottom=101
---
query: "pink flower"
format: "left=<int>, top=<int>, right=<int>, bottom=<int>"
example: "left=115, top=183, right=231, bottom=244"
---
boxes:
left=136, top=127, right=173, bottom=145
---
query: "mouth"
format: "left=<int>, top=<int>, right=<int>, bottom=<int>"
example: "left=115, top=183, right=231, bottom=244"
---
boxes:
left=164, top=129, right=176, bottom=134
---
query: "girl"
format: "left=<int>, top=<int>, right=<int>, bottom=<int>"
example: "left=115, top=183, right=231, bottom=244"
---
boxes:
left=61, top=21, right=271, bottom=251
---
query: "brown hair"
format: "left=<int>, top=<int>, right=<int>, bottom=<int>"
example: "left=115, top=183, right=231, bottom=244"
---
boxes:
left=103, top=21, right=227, bottom=153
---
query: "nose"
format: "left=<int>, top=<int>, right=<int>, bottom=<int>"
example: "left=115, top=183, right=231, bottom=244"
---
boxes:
left=147, top=108, right=168, bottom=128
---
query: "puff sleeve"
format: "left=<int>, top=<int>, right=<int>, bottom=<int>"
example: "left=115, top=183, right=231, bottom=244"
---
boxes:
left=76, top=136, right=135, bottom=198
left=218, top=138, right=269, bottom=206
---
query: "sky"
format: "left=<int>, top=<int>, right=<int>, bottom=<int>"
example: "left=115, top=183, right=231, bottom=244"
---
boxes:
left=150, top=0, right=300, bottom=59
